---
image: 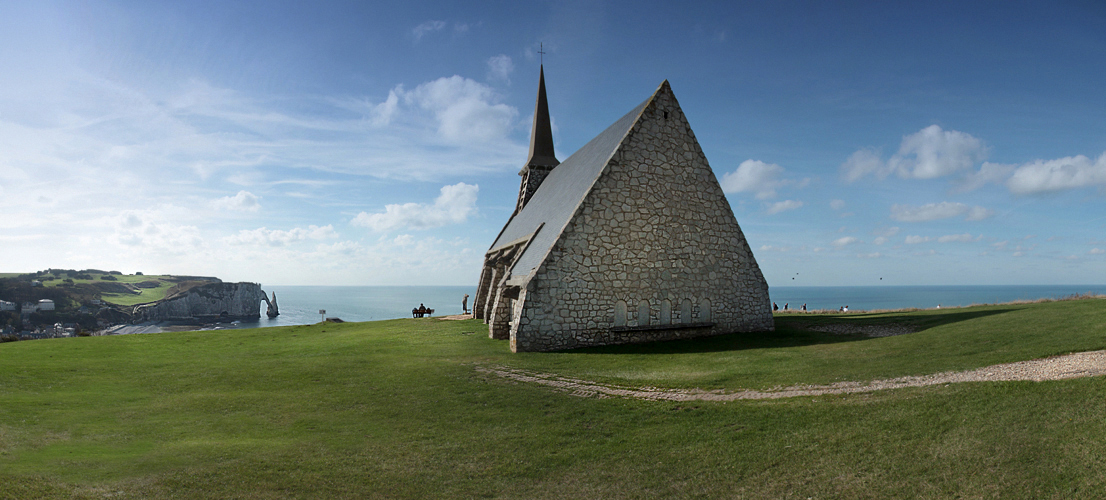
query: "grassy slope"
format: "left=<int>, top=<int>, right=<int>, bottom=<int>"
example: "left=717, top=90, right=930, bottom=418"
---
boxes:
left=1, top=299, right=1105, bottom=499
left=38, top=273, right=178, bottom=306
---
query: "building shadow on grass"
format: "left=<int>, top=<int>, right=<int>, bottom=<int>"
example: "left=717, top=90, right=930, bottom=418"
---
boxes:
left=568, top=306, right=1024, bottom=355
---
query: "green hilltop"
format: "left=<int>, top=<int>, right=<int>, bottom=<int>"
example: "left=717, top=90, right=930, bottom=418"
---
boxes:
left=0, top=270, right=222, bottom=332
left=2, top=299, right=1106, bottom=498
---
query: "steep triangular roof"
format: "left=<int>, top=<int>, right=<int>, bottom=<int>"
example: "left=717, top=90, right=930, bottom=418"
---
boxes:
left=490, top=82, right=668, bottom=277
left=524, top=65, right=559, bottom=169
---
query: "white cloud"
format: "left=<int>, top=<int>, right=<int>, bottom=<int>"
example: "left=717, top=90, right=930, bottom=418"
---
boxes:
left=1006, top=153, right=1106, bottom=194
left=351, top=182, right=478, bottom=232
left=412, top=21, right=446, bottom=41
left=370, top=89, right=400, bottom=127
left=965, top=206, right=994, bottom=221
left=1090, top=248, right=1105, bottom=255
left=720, top=160, right=803, bottom=199
left=486, top=55, right=514, bottom=84
left=871, top=227, right=900, bottom=245
left=937, top=233, right=975, bottom=243
left=841, top=148, right=884, bottom=182
left=889, top=125, right=986, bottom=179
left=765, top=199, right=803, bottom=214
left=830, top=199, right=846, bottom=210
left=226, top=225, right=337, bottom=247
left=111, top=211, right=205, bottom=253
left=905, top=235, right=930, bottom=244
left=399, top=76, right=518, bottom=143
left=890, top=202, right=994, bottom=222
left=875, top=226, right=901, bottom=238
left=957, top=162, right=1016, bottom=192
left=842, top=126, right=986, bottom=182
left=212, top=190, right=260, bottom=212
left=833, top=236, right=859, bottom=247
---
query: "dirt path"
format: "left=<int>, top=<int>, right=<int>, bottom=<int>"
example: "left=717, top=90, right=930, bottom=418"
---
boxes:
left=438, top=314, right=474, bottom=321
left=476, top=350, right=1106, bottom=401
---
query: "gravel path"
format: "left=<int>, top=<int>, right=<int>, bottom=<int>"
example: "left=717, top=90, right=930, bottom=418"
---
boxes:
left=804, top=323, right=918, bottom=338
left=475, top=350, right=1106, bottom=401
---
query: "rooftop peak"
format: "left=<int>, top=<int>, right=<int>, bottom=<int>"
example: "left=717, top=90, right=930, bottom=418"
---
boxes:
left=525, top=64, right=558, bottom=169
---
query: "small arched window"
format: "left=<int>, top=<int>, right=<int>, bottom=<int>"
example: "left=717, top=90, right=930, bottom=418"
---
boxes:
left=659, top=300, right=672, bottom=325
left=637, top=300, right=651, bottom=327
left=699, top=298, right=712, bottom=323
left=680, top=299, right=693, bottom=324
left=614, top=300, right=627, bottom=327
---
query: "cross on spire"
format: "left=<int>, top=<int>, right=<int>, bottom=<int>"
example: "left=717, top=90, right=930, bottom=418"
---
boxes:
left=538, top=42, right=545, bottom=64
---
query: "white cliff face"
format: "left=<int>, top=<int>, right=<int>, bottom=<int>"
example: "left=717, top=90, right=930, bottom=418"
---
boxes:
left=133, top=282, right=268, bottom=322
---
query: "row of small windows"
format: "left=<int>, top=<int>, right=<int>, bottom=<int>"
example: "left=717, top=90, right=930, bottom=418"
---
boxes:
left=613, top=298, right=711, bottom=327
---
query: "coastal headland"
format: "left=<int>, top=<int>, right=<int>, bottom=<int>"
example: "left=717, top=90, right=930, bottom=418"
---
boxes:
left=0, top=269, right=275, bottom=341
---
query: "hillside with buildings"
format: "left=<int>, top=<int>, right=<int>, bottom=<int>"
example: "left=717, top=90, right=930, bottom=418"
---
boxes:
left=0, top=270, right=231, bottom=341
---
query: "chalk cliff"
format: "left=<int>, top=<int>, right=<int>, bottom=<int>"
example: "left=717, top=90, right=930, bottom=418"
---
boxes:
left=133, top=282, right=270, bottom=323
left=266, top=291, right=279, bottom=318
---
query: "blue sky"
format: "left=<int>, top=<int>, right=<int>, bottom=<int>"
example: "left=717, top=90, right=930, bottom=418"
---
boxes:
left=1, top=1, right=1104, bottom=286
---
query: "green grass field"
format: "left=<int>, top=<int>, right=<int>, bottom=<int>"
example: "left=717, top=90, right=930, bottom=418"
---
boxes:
left=29, top=272, right=181, bottom=306
left=2, top=299, right=1105, bottom=499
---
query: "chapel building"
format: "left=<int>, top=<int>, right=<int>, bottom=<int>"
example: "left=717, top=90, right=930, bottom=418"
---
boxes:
left=473, top=67, right=773, bottom=352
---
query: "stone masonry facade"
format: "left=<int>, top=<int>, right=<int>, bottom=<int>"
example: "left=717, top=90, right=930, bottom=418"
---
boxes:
left=505, top=84, right=773, bottom=352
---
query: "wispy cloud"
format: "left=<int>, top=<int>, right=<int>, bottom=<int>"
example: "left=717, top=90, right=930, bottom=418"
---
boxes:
left=226, top=225, right=337, bottom=247
left=957, top=162, right=1016, bottom=192
left=765, top=200, right=803, bottom=214
left=351, top=182, right=478, bottom=232
left=720, top=160, right=807, bottom=199
left=486, top=55, right=514, bottom=84
left=396, top=76, right=519, bottom=144
left=833, top=236, right=859, bottom=247
left=212, top=191, right=261, bottom=212
left=871, top=226, right=900, bottom=245
left=937, top=233, right=976, bottom=243
left=412, top=20, right=446, bottom=41
left=890, top=202, right=994, bottom=222
left=843, top=125, right=986, bottom=181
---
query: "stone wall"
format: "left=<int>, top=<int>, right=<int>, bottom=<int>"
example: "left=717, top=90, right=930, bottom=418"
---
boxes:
left=509, top=85, right=773, bottom=352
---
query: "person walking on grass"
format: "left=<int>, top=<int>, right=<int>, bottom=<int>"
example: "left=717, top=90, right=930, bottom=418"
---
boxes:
left=462, top=294, right=469, bottom=315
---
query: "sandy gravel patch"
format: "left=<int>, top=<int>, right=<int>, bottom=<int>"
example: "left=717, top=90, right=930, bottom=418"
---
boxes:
left=438, top=314, right=474, bottom=321
left=804, top=323, right=918, bottom=338
left=476, top=350, right=1106, bottom=401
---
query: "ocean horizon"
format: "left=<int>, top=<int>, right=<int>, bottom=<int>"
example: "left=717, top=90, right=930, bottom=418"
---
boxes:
left=204, top=284, right=1106, bottom=331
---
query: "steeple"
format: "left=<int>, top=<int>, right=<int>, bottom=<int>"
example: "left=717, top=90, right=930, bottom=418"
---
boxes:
left=526, top=65, right=558, bottom=169
left=515, top=65, right=559, bottom=215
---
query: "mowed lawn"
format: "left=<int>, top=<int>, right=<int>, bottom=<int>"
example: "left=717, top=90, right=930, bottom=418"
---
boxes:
left=2, top=299, right=1106, bottom=499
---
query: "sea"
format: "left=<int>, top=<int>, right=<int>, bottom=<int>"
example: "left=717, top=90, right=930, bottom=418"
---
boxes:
left=208, top=284, right=1106, bottom=331
left=768, top=285, right=1106, bottom=312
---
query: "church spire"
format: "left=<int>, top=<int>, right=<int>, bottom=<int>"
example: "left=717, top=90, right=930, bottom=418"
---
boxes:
left=526, top=65, right=558, bottom=169
left=515, top=64, right=559, bottom=215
